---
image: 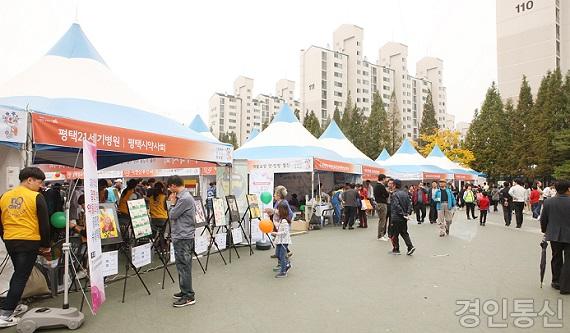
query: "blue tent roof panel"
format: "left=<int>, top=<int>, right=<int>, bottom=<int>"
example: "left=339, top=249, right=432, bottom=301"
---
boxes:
left=46, top=23, right=107, bottom=66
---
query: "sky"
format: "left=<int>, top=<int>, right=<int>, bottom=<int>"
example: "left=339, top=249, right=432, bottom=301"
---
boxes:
left=0, top=0, right=497, bottom=126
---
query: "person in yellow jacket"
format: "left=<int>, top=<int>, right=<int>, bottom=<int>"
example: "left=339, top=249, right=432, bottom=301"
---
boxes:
left=0, top=167, right=50, bottom=327
left=148, top=182, right=168, bottom=240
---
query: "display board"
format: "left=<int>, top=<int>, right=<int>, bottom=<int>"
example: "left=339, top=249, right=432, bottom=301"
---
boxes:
left=98, top=203, right=122, bottom=245
left=127, top=199, right=152, bottom=239
left=226, top=195, right=240, bottom=222
left=212, top=198, right=227, bottom=226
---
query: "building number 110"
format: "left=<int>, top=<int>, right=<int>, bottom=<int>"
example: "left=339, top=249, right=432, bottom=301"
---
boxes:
left=516, top=1, right=534, bottom=13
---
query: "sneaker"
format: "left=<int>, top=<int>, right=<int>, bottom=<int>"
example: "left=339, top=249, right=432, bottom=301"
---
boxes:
left=12, top=304, right=28, bottom=317
left=287, top=251, right=293, bottom=258
left=285, top=263, right=292, bottom=272
left=173, top=297, right=196, bottom=307
left=389, top=250, right=401, bottom=255
left=0, top=315, right=19, bottom=328
left=272, top=265, right=281, bottom=272
left=445, top=227, right=449, bottom=235
left=348, top=227, right=354, bottom=230
left=270, top=254, right=277, bottom=259
left=407, top=247, right=416, bottom=255
left=173, top=292, right=184, bottom=299
left=275, top=272, right=287, bottom=278
left=380, top=236, right=389, bottom=242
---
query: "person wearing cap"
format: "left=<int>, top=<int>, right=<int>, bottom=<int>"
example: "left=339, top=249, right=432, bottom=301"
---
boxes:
left=434, top=180, right=457, bottom=237
left=389, top=179, right=415, bottom=255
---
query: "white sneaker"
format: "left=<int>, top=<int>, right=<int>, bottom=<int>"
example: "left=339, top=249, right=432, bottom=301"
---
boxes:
left=13, top=304, right=28, bottom=317
left=380, top=236, right=389, bottom=242
left=0, top=315, right=19, bottom=328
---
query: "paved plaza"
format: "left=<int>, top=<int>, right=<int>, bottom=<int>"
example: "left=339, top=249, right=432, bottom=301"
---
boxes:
left=9, top=209, right=570, bottom=332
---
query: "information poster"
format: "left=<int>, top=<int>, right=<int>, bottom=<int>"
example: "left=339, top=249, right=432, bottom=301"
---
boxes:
left=82, top=140, right=106, bottom=314
left=231, top=228, right=243, bottom=244
left=101, top=251, right=119, bottom=277
left=212, top=198, right=227, bottom=226
left=214, top=233, right=227, bottom=250
left=127, top=199, right=152, bottom=239
left=194, top=236, right=209, bottom=254
left=131, top=243, right=152, bottom=268
left=246, top=194, right=261, bottom=219
left=250, top=219, right=262, bottom=242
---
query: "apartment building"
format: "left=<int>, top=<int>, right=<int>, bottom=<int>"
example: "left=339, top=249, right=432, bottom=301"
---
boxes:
left=301, top=24, right=452, bottom=141
left=209, top=76, right=300, bottom=144
left=497, top=0, right=570, bottom=102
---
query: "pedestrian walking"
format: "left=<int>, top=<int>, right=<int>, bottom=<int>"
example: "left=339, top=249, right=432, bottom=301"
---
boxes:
left=500, top=181, right=514, bottom=226
left=530, top=185, right=541, bottom=219
left=490, top=185, right=500, bottom=212
left=478, top=192, right=490, bottom=226
left=427, top=181, right=438, bottom=224
left=341, top=184, right=359, bottom=230
left=434, top=180, right=456, bottom=237
left=389, top=180, right=415, bottom=255
left=357, top=184, right=368, bottom=228
left=540, top=180, right=570, bottom=294
left=412, top=182, right=427, bottom=224
left=463, top=185, right=477, bottom=220
left=509, top=179, right=527, bottom=228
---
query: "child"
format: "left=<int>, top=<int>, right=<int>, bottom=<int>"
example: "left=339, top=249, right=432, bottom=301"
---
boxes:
left=478, top=192, right=490, bottom=226
left=272, top=202, right=292, bottom=278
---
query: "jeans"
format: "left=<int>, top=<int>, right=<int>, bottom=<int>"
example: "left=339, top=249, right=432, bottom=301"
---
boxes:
left=332, top=204, right=342, bottom=225
left=513, top=202, right=525, bottom=227
left=428, top=202, right=438, bottom=223
left=479, top=210, right=488, bottom=224
left=276, top=244, right=289, bottom=273
left=376, top=203, right=388, bottom=238
left=2, top=250, right=38, bottom=312
left=531, top=203, right=540, bottom=219
left=173, top=239, right=195, bottom=299
left=502, top=204, right=512, bottom=226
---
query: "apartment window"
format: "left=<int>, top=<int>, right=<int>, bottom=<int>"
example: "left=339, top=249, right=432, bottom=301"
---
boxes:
left=334, top=63, right=343, bottom=69
left=356, top=41, right=360, bottom=46
left=322, top=71, right=327, bottom=79
left=383, top=94, right=390, bottom=99
left=357, top=98, right=361, bottom=102
left=220, top=99, right=225, bottom=104
left=322, top=51, right=327, bottom=60
left=220, top=105, right=225, bottom=112
left=357, top=70, right=361, bottom=75
left=334, top=81, right=343, bottom=88
left=309, top=84, right=315, bottom=90
left=322, top=61, right=327, bottom=70
left=229, top=112, right=236, bottom=116
left=363, top=71, right=369, bottom=76
left=334, top=72, right=343, bottom=78
left=334, top=91, right=343, bottom=97
left=334, top=101, right=342, bottom=106
left=322, top=80, right=327, bottom=87
left=383, top=85, right=390, bottom=90
left=357, top=79, right=361, bottom=84
left=321, top=100, right=327, bottom=108
left=322, top=110, right=327, bottom=119
left=357, top=60, right=361, bottom=65
left=219, top=119, right=224, bottom=124
left=363, top=80, right=369, bottom=85
left=357, top=88, right=361, bottom=93
left=229, top=119, right=236, bottom=123
left=383, top=77, right=390, bottom=82
left=322, top=90, right=327, bottom=99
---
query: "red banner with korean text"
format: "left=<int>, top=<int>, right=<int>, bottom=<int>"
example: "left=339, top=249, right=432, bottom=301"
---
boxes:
left=313, top=158, right=360, bottom=174
left=31, top=113, right=232, bottom=163
left=362, top=165, right=385, bottom=181
left=422, top=172, right=447, bottom=181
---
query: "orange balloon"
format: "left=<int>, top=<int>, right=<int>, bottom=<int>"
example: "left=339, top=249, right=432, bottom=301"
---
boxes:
left=259, top=219, right=274, bottom=233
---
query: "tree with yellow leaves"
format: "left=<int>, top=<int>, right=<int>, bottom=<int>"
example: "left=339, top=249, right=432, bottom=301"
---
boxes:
left=417, top=129, right=475, bottom=167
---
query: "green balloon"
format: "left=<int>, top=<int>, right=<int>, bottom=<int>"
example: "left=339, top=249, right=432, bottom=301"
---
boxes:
left=50, top=212, right=66, bottom=229
left=260, top=192, right=273, bottom=204
left=300, top=205, right=305, bottom=212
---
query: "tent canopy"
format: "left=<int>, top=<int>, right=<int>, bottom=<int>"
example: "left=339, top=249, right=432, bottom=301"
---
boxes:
left=375, top=148, right=391, bottom=163
left=234, top=104, right=360, bottom=174
left=319, top=121, right=378, bottom=167
left=426, top=145, right=479, bottom=180
left=0, top=23, right=231, bottom=168
left=188, top=114, right=219, bottom=142
left=380, top=139, right=451, bottom=180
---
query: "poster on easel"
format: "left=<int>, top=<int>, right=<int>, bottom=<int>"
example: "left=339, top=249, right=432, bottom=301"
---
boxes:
left=101, top=251, right=119, bottom=277
left=195, top=235, right=209, bottom=254
left=226, top=195, right=240, bottom=222
left=250, top=219, right=262, bottom=242
left=131, top=243, right=152, bottom=268
left=212, top=198, right=227, bottom=226
left=231, top=228, right=243, bottom=244
left=246, top=194, right=261, bottom=219
left=127, top=199, right=152, bottom=239
left=99, top=204, right=122, bottom=245
left=193, top=196, right=207, bottom=227
left=214, top=232, right=227, bottom=250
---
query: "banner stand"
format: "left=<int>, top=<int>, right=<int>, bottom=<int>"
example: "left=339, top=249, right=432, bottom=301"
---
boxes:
left=202, top=213, right=227, bottom=271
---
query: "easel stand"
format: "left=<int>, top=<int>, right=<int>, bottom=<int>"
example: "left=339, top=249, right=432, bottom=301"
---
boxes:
left=239, top=208, right=254, bottom=255
left=150, top=220, right=175, bottom=289
left=120, top=223, right=151, bottom=303
left=202, top=214, right=227, bottom=271
left=223, top=208, right=241, bottom=263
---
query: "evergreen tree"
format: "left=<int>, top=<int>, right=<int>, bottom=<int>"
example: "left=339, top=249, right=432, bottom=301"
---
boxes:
left=510, top=76, right=534, bottom=177
left=464, top=82, right=508, bottom=179
left=333, top=106, right=341, bottom=125
left=322, top=115, right=332, bottom=133
left=418, top=89, right=438, bottom=147
left=553, top=129, right=570, bottom=179
left=294, top=108, right=301, bottom=121
left=364, top=91, right=389, bottom=158
left=262, top=121, right=269, bottom=130
left=303, top=111, right=322, bottom=137
left=387, top=91, right=402, bottom=154
left=348, top=106, right=366, bottom=152
left=219, top=132, right=239, bottom=149
left=341, top=92, right=353, bottom=132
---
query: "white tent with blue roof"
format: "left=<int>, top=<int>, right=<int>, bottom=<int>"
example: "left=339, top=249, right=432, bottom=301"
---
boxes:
left=425, top=145, right=479, bottom=181
left=380, top=138, right=452, bottom=181
left=0, top=23, right=231, bottom=169
left=319, top=121, right=384, bottom=180
left=375, top=148, right=391, bottom=164
left=188, top=114, right=219, bottom=142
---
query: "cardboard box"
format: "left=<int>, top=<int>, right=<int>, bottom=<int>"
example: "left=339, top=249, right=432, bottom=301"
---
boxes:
left=291, top=220, right=308, bottom=232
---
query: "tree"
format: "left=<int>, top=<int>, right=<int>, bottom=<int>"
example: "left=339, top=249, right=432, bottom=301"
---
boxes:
left=333, top=106, right=341, bottom=125
left=321, top=115, right=332, bottom=133
left=386, top=91, right=402, bottom=154
left=340, top=92, right=353, bottom=132
left=364, top=91, right=389, bottom=158
left=510, top=76, right=534, bottom=177
left=262, top=121, right=269, bottom=130
left=303, top=111, right=322, bottom=137
left=418, top=130, right=475, bottom=166
left=418, top=89, right=438, bottom=148
left=348, top=106, right=366, bottom=153
left=553, top=129, right=570, bottom=179
left=464, top=82, right=509, bottom=179
left=219, top=131, right=239, bottom=149
left=294, top=108, right=301, bottom=121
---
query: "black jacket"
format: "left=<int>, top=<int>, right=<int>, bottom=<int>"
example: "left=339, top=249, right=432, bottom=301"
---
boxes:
left=373, top=183, right=389, bottom=204
left=391, top=189, right=412, bottom=222
left=540, top=194, right=570, bottom=243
